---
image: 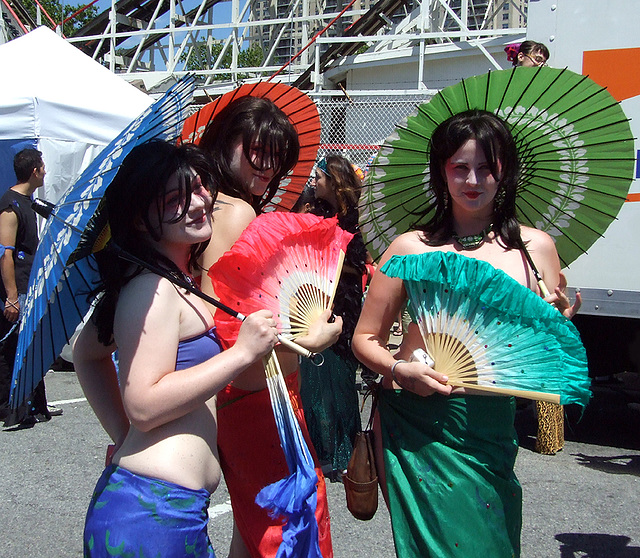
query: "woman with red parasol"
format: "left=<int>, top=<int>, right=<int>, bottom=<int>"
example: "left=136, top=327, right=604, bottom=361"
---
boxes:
left=184, top=84, right=341, bottom=558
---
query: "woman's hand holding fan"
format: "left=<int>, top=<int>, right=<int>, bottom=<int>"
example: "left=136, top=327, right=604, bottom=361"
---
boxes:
left=391, top=331, right=452, bottom=397
left=294, top=308, right=343, bottom=353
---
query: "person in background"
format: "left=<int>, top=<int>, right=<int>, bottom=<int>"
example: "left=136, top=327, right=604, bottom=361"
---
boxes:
left=296, top=155, right=370, bottom=480
left=290, top=183, right=316, bottom=214
left=73, top=140, right=279, bottom=557
left=0, top=148, right=61, bottom=427
left=352, top=110, right=578, bottom=557
left=505, top=40, right=549, bottom=68
left=198, top=95, right=341, bottom=558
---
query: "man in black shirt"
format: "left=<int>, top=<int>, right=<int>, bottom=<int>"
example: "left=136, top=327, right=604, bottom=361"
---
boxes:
left=0, top=148, right=60, bottom=426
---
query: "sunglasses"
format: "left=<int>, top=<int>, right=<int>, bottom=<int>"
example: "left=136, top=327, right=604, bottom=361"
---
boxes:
left=525, top=53, right=547, bottom=66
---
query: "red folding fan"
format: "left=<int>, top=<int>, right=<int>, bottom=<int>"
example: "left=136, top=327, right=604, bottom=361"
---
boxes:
left=209, top=212, right=353, bottom=347
left=180, top=82, right=321, bottom=211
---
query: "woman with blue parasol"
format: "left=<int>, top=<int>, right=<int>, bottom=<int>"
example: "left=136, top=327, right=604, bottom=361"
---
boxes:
left=73, top=141, right=279, bottom=557
left=352, top=110, right=589, bottom=557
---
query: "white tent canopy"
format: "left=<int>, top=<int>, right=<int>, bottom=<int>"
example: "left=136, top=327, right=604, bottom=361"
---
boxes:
left=0, top=27, right=151, bottom=201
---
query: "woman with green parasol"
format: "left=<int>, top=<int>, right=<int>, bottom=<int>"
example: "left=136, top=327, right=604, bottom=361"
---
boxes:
left=352, top=110, right=587, bottom=557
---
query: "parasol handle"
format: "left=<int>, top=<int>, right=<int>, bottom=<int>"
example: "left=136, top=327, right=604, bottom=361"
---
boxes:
left=234, top=309, right=323, bottom=363
left=517, top=238, right=551, bottom=297
left=536, top=278, right=551, bottom=298
left=108, top=243, right=323, bottom=363
left=275, top=335, right=324, bottom=365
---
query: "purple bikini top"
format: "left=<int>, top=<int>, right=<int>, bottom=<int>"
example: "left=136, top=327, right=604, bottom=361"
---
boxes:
left=175, top=327, right=223, bottom=370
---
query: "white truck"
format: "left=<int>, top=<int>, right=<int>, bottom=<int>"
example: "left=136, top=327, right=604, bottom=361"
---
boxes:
left=313, top=0, right=639, bottom=377
left=529, top=0, right=640, bottom=378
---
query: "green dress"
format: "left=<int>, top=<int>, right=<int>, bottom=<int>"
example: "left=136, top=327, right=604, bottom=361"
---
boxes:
left=300, top=205, right=366, bottom=475
left=300, top=347, right=361, bottom=473
left=377, top=251, right=590, bottom=557
left=379, top=390, right=522, bottom=558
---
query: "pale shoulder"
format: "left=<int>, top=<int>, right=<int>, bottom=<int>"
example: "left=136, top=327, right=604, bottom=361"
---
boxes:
left=204, top=194, right=256, bottom=269
left=380, top=230, right=438, bottom=265
left=116, top=273, right=180, bottom=324
left=519, top=225, right=557, bottom=254
left=120, top=270, right=171, bottom=293
left=213, top=193, right=256, bottom=229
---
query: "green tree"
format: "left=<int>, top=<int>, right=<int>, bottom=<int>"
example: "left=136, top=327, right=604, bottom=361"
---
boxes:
left=182, top=40, right=264, bottom=81
left=238, top=43, right=264, bottom=68
left=22, top=0, right=98, bottom=37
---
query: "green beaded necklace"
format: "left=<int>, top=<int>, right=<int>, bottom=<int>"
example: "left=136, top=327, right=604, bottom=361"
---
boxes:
left=452, top=224, right=493, bottom=250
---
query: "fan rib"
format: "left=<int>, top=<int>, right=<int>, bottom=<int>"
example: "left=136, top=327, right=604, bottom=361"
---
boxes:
left=517, top=178, right=626, bottom=214
left=211, top=214, right=351, bottom=344
left=509, top=67, right=581, bottom=136
left=447, top=380, right=561, bottom=403
left=517, top=193, right=617, bottom=238
left=263, top=352, right=313, bottom=468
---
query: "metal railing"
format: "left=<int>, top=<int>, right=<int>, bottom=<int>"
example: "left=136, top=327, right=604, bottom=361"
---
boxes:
left=62, top=0, right=527, bottom=92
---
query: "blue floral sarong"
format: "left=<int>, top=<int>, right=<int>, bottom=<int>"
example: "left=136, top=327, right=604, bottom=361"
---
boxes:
left=84, top=464, right=216, bottom=557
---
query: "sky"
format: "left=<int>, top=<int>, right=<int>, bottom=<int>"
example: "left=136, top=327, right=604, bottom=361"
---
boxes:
left=92, top=0, right=231, bottom=19
left=90, top=0, right=233, bottom=33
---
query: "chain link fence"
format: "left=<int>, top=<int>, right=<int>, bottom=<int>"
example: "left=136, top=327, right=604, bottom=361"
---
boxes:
left=190, top=92, right=435, bottom=185
left=312, top=93, right=434, bottom=171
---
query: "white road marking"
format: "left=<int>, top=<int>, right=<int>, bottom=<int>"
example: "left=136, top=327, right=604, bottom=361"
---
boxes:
left=49, top=397, right=87, bottom=405
left=209, top=500, right=232, bottom=518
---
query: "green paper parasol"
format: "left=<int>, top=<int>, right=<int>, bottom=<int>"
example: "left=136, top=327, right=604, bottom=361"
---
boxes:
left=360, top=66, right=635, bottom=266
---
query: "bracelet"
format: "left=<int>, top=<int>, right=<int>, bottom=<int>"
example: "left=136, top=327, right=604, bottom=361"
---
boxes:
left=5, top=298, right=19, bottom=310
left=390, top=359, right=407, bottom=385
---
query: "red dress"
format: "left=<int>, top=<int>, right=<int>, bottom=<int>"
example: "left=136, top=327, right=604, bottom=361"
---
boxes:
left=216, top=370, right=333, bottom=558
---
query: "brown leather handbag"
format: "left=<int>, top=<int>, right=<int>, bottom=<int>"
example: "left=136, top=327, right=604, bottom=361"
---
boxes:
left=343, top=383, right=379, bottom=520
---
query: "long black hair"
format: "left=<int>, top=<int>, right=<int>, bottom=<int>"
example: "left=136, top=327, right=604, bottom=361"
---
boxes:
left=199, top=96, right=299, bottom=213
left=91, top=140, right=216, bottom=345
left=420, top=109, right=522, bottom=249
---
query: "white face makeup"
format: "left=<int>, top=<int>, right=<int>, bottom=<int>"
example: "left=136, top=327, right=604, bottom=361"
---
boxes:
left=443, top=138, right=500, bottom=220
left=147, top=170, right=213, bottom=249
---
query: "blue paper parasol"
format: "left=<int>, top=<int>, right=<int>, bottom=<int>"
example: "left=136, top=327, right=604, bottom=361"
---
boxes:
left=255, top=354, right=323, bottom=558
left=8, top=76, right=196, bottom=409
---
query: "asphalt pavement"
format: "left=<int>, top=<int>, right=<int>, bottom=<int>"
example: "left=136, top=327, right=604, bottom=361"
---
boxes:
left=1, top=369, right=639, bottom=558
